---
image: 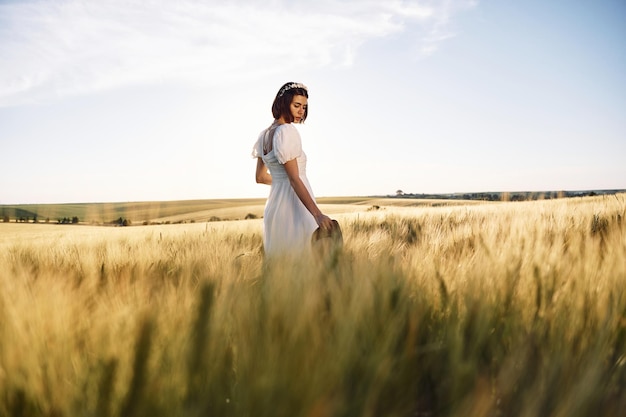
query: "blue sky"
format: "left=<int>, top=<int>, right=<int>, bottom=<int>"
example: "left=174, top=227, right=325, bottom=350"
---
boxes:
left=1, top=0, right=624, bottom=204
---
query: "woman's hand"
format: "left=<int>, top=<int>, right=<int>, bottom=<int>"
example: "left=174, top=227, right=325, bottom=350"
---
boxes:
left=314, top=213, right=334, bottom=231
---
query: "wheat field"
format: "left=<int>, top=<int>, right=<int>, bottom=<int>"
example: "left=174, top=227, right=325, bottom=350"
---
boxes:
left=0, top=195, right=624, bottom=417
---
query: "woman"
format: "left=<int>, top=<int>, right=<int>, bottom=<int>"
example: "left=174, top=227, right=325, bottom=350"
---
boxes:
left=252, top=82, right=334, bottom=258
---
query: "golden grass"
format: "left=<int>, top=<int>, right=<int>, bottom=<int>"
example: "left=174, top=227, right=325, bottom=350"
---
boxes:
left=0, top=195, right=624, bottom=416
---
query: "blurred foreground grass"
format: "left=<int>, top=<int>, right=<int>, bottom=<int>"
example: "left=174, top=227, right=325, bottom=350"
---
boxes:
left=0, top=195, right=625, bottom=417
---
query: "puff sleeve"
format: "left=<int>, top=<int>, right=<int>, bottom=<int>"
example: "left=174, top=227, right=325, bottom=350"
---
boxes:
left=251, top=130, right=265, bottom=158
left=273, top=124, right=302, bottom=164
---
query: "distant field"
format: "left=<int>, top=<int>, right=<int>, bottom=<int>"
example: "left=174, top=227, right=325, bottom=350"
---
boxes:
left=0, top=197, right=482, bottom=225
left=0, top=198, right=268, bottom=224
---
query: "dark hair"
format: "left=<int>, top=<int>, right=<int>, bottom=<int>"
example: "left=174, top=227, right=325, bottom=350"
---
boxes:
left=271, top=82, right=308, bottom=123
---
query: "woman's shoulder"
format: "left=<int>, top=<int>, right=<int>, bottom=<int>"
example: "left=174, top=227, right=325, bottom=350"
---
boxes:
left=276, top=123, right=300, bottom=137
left=275, top=125, right=302, bottom=147
left=257, top=123, right=296, bottom=136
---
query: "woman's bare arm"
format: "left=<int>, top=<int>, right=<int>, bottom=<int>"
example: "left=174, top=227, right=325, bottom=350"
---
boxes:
left=255, top=158, right=272, bottom=185
left=283, top=159, right=333, bottom=229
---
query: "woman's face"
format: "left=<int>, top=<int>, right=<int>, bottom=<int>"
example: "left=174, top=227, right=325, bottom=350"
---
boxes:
left=290, top=95, right=308, bottom=123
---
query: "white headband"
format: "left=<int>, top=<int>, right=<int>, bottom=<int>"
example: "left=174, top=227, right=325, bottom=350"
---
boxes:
left=278, top=82, right=308, bottom=97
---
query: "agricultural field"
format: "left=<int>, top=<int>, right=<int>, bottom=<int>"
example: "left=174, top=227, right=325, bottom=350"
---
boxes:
left=0, top=197, right=478, bottom=225
left=0, top=195, right=625, bottom=416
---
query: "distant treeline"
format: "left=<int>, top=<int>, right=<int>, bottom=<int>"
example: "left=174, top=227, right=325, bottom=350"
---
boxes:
left=0, top=211, right=124, bottom=226
left=1, top=214, right=80, bottom=224
left=391, top=189, right=626, bottom=201
left=1, top=207, right=38, bottom=221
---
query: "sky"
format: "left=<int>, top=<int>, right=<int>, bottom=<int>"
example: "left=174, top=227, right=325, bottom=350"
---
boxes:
left=1, top=0, right=625, bottom=204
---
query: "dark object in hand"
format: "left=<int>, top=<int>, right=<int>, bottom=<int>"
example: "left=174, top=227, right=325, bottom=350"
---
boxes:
left=312, top=219, right=343, bottom=258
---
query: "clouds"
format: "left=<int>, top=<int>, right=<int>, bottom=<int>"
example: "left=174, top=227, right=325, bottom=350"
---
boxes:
left=2, top=0, right=625, bottom=204
left=0, top=0, right=475, bottom=107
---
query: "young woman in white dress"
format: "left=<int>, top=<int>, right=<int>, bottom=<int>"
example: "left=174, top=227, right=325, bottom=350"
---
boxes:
left=252, top=82, right=333, bottom=258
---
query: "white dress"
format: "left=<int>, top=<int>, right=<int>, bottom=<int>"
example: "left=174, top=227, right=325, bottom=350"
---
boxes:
left=252, top=123, right=318, bottom=257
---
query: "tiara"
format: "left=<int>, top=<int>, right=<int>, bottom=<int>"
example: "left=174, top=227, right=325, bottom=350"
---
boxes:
left=278, top=82, right=308, bottom=97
